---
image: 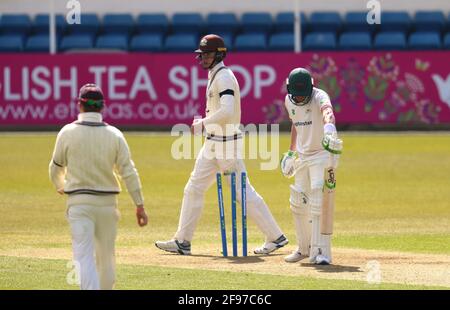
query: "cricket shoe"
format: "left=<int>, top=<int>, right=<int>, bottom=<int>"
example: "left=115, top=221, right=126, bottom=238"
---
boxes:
left=155, top=239, right=191, bottom=255
left=309, top=248, right=331, bottom=265
left=253, top=235, right=288, bottom=255
left=312, top=254, right=331, bottom=265
left=284, top=250, right=308, bottom=263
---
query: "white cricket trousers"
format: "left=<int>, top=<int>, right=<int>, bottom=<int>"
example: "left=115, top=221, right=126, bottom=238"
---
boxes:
left=293, top=152, right=332, bottom=260
left=174, top=139, right=283, bottom=243
left=67, top=204, right=119, bottom=290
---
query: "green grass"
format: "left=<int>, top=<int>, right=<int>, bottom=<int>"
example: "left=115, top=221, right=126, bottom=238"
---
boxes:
left=0, top=132, right=449, bottom=289
left=334, top=234, right=450, bottom=254
left=0, top=256, right=446, bottom=290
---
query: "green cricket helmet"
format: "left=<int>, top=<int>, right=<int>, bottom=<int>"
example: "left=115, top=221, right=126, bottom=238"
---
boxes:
left=286, top=68, right=314, bottom=105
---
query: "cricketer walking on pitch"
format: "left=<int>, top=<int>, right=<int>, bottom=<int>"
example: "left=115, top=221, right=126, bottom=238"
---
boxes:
left=49, top=84, right=148, bottom=289
left=155, top=34, right=288, bottom=255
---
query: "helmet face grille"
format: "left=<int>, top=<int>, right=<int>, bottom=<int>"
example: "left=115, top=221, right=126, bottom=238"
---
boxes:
left=288, top=94, right=311, bottom=106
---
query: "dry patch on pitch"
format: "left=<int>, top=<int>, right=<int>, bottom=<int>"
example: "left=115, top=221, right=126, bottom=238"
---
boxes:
left=1, top=246, right=449, bottom=287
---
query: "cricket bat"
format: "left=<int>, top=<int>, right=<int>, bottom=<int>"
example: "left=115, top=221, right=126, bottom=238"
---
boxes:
left=321, top=155, right=336, bottom=235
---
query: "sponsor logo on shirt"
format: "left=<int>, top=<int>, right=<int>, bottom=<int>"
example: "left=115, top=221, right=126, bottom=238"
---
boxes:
left=294, top=120, right=312, bottom=126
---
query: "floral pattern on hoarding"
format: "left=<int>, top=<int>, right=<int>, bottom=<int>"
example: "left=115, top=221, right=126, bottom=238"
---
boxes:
left=308, top=54, right=342, bottom=112
left=310, top=53, right=444, bottom=124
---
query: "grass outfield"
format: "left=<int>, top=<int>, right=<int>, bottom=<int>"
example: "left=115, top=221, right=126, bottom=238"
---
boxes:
left=0, top=132, right=449, bottom=289
left=0, top=256, right=444, bottom=290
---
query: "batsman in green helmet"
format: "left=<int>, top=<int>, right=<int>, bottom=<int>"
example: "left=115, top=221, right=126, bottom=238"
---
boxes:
left=280, top=67, right=343, bottom=265
left=286, top=67, right=314, bottom=105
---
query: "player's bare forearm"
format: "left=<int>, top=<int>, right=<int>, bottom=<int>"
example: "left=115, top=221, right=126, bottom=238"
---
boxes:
left=289, top=123, right=297, bottom=151
left=322, top=106, right=335, bottom=124
left=322, top=106, right=343, bottom=155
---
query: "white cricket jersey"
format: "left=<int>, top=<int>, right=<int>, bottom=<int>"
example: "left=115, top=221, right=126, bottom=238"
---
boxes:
left=203, top=61, right=241, bottom=137
left=285, top=87, right=333, bottom=157
left=49, top=112, right=144, bottom=207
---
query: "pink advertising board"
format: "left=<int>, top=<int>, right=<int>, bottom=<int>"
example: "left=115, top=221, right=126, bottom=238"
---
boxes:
left=0, top=51, right=449, bottom=126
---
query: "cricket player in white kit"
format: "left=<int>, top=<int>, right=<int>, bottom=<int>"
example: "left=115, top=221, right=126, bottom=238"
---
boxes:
left=156, top=34, right=288, bottom=255
left=280, top=68, right=343, bottom=265
left=49, top=84, right=148, bottom=289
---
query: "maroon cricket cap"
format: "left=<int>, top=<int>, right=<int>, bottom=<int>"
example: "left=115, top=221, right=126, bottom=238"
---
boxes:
left=78, top=83, right=104, bottom=101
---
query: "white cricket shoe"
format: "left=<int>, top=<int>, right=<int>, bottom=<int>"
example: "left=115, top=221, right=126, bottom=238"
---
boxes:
left=155, top=239, right=191, bottom=255
left=284, top=250, right=307, bottom=263
left=253, top=235, right=288, bottom=255
left=312, top=254, right=331, bottom=265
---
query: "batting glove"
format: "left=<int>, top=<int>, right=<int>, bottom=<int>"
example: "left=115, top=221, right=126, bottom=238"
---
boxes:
left=280, top=150, right=298, bottom=178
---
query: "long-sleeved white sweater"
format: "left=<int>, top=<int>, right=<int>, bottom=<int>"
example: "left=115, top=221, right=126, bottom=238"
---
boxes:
left=49, top=112, right=144, bottom=207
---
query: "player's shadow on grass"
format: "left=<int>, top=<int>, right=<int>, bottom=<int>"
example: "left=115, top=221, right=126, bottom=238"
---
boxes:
left=158, top=253, right=282, bottom=264
left=183, top=254, right=268, bottom=264
left=225, top=256, right=266, bottom=264
left=224, top=252, right=287, bottom=264
left=300, top=263, right=362, bottom=273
